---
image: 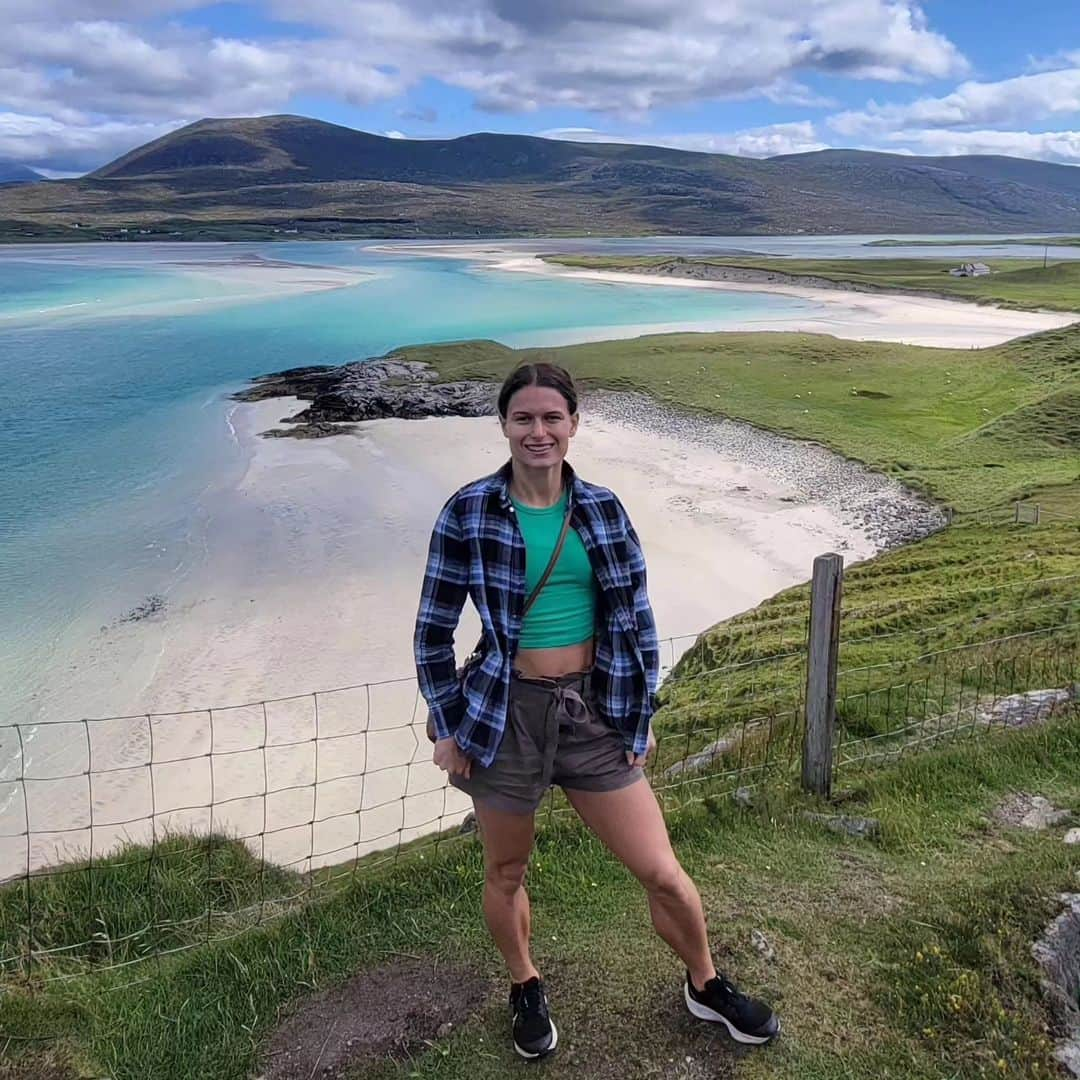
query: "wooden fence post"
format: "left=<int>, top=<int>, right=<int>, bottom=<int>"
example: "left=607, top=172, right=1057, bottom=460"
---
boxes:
left=1034, top=504, right=1042, bottom=525
left=802, top=553, right=844, bottom=797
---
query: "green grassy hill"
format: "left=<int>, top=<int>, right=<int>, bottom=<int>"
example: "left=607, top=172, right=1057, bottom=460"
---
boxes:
left=6, top=717, right=1077, bottom=1080
left=4, top=320, right=1079, bottom=1079
left=3, top=117, right=1080, bottom=240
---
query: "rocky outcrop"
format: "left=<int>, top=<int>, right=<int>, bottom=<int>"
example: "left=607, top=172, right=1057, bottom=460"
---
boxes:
left=1033, top=894, right=1080, bottom=1077
left=977, top=687, right=1078, bottom=729
left=233, top=358, right=495, bottom=436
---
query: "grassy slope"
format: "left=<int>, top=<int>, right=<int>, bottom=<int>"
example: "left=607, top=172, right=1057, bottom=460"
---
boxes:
left=400, top=325, right=1080, bottom=512
left=6, top=717, right=1078, bottom=1080
left=402, top=330, right=1080, bottom=761
left=547, top=254, right=1080, bottom=312
left=5, top=319, right=1080, bottom=1079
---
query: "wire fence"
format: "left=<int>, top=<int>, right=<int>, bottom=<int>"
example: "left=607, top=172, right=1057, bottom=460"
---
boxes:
left=2, top=543, right=1078, bottom=994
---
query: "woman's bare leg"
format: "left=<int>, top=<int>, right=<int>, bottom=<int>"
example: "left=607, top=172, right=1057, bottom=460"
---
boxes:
left=474, top=802, right=539, bottom=983
left=565, top=780, right=716, bottom=989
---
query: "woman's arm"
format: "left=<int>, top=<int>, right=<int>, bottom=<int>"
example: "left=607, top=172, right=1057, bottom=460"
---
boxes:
left=413, top=498, right=471, bottom=739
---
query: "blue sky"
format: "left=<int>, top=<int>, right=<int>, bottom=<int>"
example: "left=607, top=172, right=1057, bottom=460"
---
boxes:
left=2, top=0, right=1078, bottom=173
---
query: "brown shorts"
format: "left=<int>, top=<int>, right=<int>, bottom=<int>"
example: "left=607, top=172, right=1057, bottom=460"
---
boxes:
left=450, top=670, right=642, bottom=815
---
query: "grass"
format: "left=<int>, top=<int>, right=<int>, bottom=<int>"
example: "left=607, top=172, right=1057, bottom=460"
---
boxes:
left=395, top=327, right=1080, bottom=764
left=545, top=253, right=1080, bottom=313
left=3, top=713, right=1077, bottom=1079
left=5, top=299, right=1080, bottom=1077
left=398, top=324, right=1080, bottom=512
left=0, top=835, right=300, bottom=975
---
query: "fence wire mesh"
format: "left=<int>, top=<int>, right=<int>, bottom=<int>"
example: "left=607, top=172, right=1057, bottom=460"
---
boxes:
left=2, top=549, right=1077, bottom=993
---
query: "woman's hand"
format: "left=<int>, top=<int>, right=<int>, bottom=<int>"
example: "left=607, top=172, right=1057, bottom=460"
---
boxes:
left=433, top=736, right=472, bottom=779
left=626, top=726, right=657, bottom=769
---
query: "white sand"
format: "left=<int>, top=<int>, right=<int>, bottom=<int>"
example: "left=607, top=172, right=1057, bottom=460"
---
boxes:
left=382, top=243, right=1078, bottom=348
left=7, top=396, right=898, bottom=878
left=6, top=256, right=376, bottom=324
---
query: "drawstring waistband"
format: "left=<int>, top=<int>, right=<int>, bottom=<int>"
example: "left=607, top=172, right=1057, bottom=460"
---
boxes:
left=511, top=671, right=594, bottom=788
left=552, top=684, right=590, bottom=726
left=512, top=670, right=592, bottom=726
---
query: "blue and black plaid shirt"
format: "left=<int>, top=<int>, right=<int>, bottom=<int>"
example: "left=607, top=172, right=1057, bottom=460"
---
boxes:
left=414, top=461, right=660, bottom=768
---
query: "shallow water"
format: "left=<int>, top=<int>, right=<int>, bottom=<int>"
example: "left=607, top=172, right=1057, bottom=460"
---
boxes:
left=2, top=233, right=1073, bottom=725
left=0, top=240, right=815, bottom=723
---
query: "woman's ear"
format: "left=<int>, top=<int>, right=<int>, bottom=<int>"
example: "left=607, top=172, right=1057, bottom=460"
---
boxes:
left=569, top=412, right=580, bottom=437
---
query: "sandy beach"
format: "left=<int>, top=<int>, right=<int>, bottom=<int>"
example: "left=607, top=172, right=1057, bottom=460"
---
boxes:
left=6, top=392, right=933, bottom=878
left=378, top=243, right=1077, bottom=348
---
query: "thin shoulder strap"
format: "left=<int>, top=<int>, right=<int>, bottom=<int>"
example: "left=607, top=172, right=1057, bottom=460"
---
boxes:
left=522, top=498, right=573, bottom=618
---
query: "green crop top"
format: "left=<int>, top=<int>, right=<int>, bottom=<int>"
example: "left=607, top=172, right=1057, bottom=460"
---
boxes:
left=511, top=491, right=597, bottom=649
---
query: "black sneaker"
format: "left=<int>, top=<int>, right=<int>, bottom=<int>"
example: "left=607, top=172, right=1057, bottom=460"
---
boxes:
left=509, top=976, right=558, bottom=1059
left=685, top=971, right=780, bottom=1045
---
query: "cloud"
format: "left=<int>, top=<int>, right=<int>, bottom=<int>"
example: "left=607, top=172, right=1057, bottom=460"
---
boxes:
left=863, top=127, right=1080, bottom=165
left=0, top=20, right=402, bottom=126
left=538, top=121, right=827, bottom=157
left=271, top=0, right=964, bottom=114
left=0, top=0, right=968, bottom=169
left=831, top=64, right=1080, bottom=136
left=383, top=129, right=407, bottom=139
left=0, top=111, right=181, bottom=171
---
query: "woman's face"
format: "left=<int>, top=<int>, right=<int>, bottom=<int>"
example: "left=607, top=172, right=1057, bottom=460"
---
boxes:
left=501, top=385, right=579, bottom=471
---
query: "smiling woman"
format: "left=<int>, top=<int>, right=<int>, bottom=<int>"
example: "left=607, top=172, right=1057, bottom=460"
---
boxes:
left=413, top=360, right=780, bottom=1060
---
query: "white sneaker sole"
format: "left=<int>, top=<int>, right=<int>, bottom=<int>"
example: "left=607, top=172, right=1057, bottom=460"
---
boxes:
left=513, top=1019, right=558, bottom=1059
left=684, top=983, right=778, bottom=1045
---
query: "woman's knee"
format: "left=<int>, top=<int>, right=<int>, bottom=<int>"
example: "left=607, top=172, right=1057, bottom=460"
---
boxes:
left=638, top=858, right=686, bottom=900
left=485, top=856, right=529, bottom=895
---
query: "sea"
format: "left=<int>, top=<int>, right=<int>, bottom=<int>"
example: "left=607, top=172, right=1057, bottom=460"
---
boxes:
left=2, top=234, right=1078, bottom=727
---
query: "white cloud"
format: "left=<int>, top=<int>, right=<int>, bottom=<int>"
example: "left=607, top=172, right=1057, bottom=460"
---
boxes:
left=0, top=20, right=402, bottom=128
left=539, top=121, right=827, bottom=157
left=866, top=127, right=1080, bottom=164
left=832, top=65, right=1080, bottom=136
left=0, top=111, right=180, bottom=170
left=384, top=129, right=407, bottom=139
left=0, top=0, right=971, bottom=169
left=271, top=0, right=965, bottom=114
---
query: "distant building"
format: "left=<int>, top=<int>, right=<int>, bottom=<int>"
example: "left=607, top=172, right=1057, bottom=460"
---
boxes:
left=949, top=261, right=991, bottom=277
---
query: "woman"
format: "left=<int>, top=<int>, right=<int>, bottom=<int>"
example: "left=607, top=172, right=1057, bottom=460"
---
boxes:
left=414, top=361, right=778, bottom=1059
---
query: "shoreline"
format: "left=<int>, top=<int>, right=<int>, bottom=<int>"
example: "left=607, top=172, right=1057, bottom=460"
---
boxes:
left=4, top=385, right=938, bottom=877
left=374, top=243, right=1078, bottom=348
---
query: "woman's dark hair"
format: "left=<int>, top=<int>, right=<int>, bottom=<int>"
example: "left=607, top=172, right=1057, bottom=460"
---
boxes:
left=497, top=361, right=578, bottom=420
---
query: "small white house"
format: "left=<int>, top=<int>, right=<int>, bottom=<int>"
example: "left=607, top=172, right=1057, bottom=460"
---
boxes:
left=949, top=261, right=991, bottom=277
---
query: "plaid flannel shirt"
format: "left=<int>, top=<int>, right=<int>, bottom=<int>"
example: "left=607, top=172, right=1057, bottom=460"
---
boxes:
left=414, top=460, right=660, bottom=768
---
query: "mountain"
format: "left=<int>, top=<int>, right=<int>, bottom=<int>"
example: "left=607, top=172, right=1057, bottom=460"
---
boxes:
left=0, top=163, right=44, bottom=185
left=1, top=115, right=1079, bottom=240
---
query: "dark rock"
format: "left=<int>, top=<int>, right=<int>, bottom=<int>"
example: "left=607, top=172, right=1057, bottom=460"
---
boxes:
left=234, top=357, right=495, bottom=432
left=801, top=812, right=881, bottom=839
left=120, top=595, right=165, bottom=623
left=261, top=422, right=359, bottom=439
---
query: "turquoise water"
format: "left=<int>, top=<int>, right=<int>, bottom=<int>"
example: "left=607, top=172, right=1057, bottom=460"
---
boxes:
left=5, top=234, right=1075, bottom=721
left=0, top=241, right=818, bottom=716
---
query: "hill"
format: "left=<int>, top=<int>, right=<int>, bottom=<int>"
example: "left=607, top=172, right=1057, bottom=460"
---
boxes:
left=6, top=317, right=1080, bottom=1077
left=1, top=115, right=1079, bottom=240
left=0, top=162, right=43, bottom=185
